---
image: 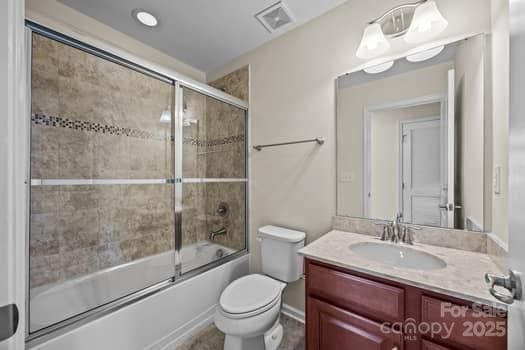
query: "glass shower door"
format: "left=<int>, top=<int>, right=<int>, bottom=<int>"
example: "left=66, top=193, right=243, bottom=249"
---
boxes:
left=179, top=86, right=247, bottom=274
left=29, top=32, right=176, bottom=333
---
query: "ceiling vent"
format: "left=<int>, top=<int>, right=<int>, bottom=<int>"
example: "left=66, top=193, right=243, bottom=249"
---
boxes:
left=255, top=1, right=295, bottom=33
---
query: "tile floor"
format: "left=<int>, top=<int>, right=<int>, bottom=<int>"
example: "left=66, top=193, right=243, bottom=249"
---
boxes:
left=178, top=314, right=305, bottom=350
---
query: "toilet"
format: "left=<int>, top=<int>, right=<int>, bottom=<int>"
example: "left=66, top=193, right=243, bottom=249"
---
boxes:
left=214, top=225, right=306, bottom=350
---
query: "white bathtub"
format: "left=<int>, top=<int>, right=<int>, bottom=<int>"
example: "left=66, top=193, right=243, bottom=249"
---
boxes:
left=30, top=241, right=236, bottom=333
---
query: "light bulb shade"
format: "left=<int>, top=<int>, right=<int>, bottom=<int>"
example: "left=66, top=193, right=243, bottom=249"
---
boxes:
left=356, top=23, right=390, bottom=59
left=406, top=45, right=445, bottom=62
left=405, top=1, right=448, bottom=44
left=364, top=60, right=394, bottom=74
left=160, top=110, right=171, bottom=123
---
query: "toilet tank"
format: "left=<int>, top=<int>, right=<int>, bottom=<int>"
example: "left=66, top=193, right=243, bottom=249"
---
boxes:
left=258, top=225, right=306, bottom=282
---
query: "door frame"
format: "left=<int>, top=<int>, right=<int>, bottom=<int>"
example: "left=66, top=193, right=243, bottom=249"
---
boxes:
left=363, top=94, right=446, bottom=218
left=399, top=116, right=443, bottom=224
left=1, top=0, right=28, bottom=348
left=508, top=0, right=525, bottom=347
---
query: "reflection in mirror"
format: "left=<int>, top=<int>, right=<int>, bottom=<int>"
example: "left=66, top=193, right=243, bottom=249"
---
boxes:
left=337, top=35, right=491, bottom=232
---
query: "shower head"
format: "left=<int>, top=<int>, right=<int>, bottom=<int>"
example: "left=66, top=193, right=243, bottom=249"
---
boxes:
left=183, top=117, right=198, bottom=127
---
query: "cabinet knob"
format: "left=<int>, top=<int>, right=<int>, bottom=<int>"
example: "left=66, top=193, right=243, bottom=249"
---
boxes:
left=392, top=346, right=398, bottom=350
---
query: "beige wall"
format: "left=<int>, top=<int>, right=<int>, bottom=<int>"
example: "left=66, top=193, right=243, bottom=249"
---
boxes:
left=369, top=104, right=442, bottom=219
left=454, top=36, right=486, bottom=231
left=337, top=63, right=452, bottom=219
left=25, top=0, right=205, bottom=82
left=490, top=0, right=510, bottom=243
left=208, top=0, right=492, bottom=311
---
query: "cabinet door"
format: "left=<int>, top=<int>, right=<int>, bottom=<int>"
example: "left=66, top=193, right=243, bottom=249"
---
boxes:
left=307, top=297, right=403, bottom=350
left=421, top=339, right=453, bottom=350
left=421, top=296, right=507, bottom=350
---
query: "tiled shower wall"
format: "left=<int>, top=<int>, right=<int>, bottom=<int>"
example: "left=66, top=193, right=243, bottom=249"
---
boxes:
left=182, top=67, right=249, bottom=251
left=181, top=89, right=208, bottom=246
left=207, top=66, right=249, bottom=251
left=30, top=32, right=249, bottom=291
left=30, top=33, right=175, bottom=290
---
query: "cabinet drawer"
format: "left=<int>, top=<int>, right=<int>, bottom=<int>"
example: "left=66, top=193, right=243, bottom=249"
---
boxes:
left=421, top=296, right=507, bottom=350
left=307, top=297, right=403, bottom=350
left=307, top=263, right=404, bottom=323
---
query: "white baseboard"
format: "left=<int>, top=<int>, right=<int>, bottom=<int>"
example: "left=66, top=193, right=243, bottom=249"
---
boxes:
left=281, top=303, right=305, bottom=324
left=146, top=304, right=217, bottom=350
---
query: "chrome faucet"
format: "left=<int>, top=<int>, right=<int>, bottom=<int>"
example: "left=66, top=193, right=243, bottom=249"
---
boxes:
left=210, top=227, right=227, bottom=241
left=380, top=213, right=413, bottom=245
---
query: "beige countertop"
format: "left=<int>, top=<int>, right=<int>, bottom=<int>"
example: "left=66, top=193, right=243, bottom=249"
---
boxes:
left=299, top=230, right=506, bottom=309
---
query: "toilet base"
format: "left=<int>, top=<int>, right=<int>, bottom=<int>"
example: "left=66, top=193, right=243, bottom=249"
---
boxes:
left=223, top=320, right=282, bottom=350
left=224, top=334, right=265, bottom=350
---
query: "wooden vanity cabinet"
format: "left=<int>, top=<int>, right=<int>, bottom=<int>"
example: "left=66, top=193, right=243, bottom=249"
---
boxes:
left=307, top=297, right=404, bottom=350
left=305, top=259, right=508, bottom=350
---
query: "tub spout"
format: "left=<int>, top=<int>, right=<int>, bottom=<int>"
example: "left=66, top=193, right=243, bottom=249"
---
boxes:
left=210, top=227, right=227, bottom=241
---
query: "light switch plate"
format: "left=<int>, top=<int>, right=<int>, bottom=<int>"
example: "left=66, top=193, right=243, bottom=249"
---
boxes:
left=494, top=165, right=502, bottom=195
left=339, top=172, right=354, bottom=183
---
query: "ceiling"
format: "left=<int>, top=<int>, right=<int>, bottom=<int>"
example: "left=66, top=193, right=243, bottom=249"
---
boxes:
left=58, top=0, right=348, bottom=74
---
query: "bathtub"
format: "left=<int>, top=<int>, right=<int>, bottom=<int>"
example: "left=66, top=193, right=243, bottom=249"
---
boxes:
left=30, top=241, right=236, bottom=333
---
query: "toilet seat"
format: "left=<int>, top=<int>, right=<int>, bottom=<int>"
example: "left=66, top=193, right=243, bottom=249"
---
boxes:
left=219, top=274, right=285, bottom=319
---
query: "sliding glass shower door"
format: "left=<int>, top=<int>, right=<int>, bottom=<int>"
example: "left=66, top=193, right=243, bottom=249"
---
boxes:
left=27, top=24, right=248, bottom=338
left=29, top=32, right=177, bottom=333
left=179, top=86, right=247, bottom=274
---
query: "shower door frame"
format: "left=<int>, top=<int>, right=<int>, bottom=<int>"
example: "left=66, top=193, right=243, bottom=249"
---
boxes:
left=25, top=22, right=250, bottom=346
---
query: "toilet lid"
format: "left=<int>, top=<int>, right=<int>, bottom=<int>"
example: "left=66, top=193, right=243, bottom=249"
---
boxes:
left=219, top=274, right=283, bottom=314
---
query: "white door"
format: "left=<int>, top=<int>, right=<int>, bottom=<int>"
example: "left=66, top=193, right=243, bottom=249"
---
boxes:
left=507, top=1, right=525, bottom=348
left=401, top=118, right=443, bottom=226
left=1, top=0, right=25, bottom=349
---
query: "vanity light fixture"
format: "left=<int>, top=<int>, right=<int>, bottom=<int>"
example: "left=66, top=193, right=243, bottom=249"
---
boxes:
left=356, top=0, right=447, bottom=59
left=406, top=45, right=444, bottom=62
left=404, top=1, right=448, bottom=44
left=356, top=23, right=391, bottom=59
left=364, top=60, right=394, bottom=74
left=183, top=118, right=198, bottom=127
left=160, top=102, right=189, bottom=124
left=132, top=9, right=158, bottom=27
left=159, top=109, right=171, bottom=124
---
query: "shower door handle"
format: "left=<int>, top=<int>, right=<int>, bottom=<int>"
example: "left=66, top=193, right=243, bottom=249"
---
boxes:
left=0, top=303, right=18, bottom=342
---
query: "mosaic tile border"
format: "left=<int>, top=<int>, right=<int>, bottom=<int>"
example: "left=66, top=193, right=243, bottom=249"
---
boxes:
left=31, top=113, right=245, bottom=146
left=31, top=113, right=166, bottom=141
left=186, top=135, right=245, bottom=147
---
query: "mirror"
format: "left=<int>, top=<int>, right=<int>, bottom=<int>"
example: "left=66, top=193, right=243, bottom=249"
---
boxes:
left=337, top=34, right=494, bottom=232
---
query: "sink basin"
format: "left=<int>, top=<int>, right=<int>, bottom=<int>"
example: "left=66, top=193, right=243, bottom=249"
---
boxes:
left=350, top=242, right=447, bottom=270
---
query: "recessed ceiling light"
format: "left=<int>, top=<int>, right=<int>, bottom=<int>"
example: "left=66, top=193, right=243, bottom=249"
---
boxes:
left=132, top=9, right=158, bottom=27
left=364, top=60, right=394, bottom=74
left=406, top=45, right=445, bottom=62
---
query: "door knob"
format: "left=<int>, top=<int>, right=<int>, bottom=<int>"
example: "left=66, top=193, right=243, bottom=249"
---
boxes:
left=439, top=203, right=462, bottom=211
left=0, top=303, right=18, bottom=342
left=485, top=270, right=523, bottom=304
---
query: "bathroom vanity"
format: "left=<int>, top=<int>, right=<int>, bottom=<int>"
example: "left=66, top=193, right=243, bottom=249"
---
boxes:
left=325, top=27, right=514, bottom=350
left=300, top=231, right=507, bottom=350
